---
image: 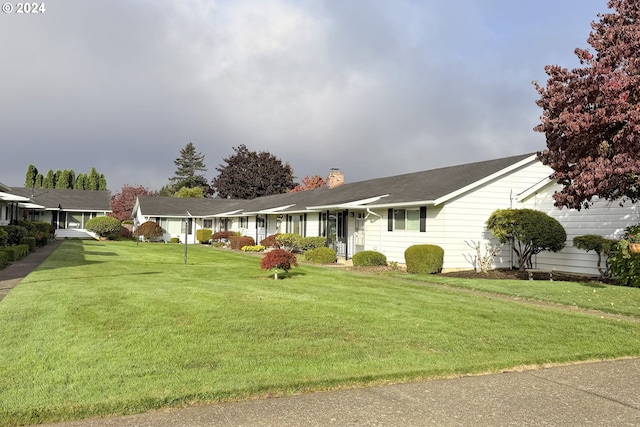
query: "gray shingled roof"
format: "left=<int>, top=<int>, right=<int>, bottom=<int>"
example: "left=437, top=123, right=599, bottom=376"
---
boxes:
left=136, top=196, right=244, bottom=217
left=136, top=153, right=538, bottom=217
left=243, top=153, right=537, bottom=212
left=10, top=187, right=111, bottom=211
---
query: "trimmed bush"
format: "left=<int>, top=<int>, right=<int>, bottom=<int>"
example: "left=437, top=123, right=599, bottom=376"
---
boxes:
left=2, top=225, right=26, bottom=246
left=241, top=245, right=265, bottom=252
left=85, top=216, right=122, bottom=238
left=260, top=249, right=298, bottom=279
left=212, top=230, right=239, bottom=241
left=352, top=251, right=387, bottom=267
left=196, top=229, right=213, bottom=244
left=298, top=236, right=327, bottom=251
left=404, top=244, right=444, bottom=274
left=260, top=234, right=281, bottom=248
left=0, top=228, right=8, bottom=248
left=573, top=234, right=618, bottom=279
left=486, top=208, right=566, bottom=271
left=1, top=244, right=30, bottom=262
left=304, top=247, right=337, bottom=264
left=169, top=237, right=180, bottom=243
left=21, top=237, right=36, bottom=253
left=276, top=233, right=301, bottom=251
left=229, top=236, right=255, bottom=250
left=0, top=251, right=8, bottom=269
left=135, top=221, right=164, bottom=241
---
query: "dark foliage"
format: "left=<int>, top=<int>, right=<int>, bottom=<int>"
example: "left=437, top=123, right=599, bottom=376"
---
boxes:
left=211, top=145, right=295, bottom=199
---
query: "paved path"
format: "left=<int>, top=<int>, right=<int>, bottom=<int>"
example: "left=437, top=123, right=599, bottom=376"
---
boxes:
left=0, top=238, right=61, bottom=302
left=3, top=241, right=640, bottom=426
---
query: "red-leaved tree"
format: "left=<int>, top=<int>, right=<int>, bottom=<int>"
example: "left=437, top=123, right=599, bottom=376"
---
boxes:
left=260, top=249, right=298, bottom=279
left=110, top=185, right=158, bottom=222
left=290, top=175, right=327, bottom=193
left=534, top=0, right=640, bottom=210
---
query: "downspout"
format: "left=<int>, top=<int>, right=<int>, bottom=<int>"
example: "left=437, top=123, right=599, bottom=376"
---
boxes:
left=366, top=208, right=383, bottom=253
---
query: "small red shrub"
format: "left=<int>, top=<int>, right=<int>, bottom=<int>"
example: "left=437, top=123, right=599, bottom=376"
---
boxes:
left=212, top=230, right=236, bottom=240
left=260, top=233, right=281, bottom=248
left=260, top=249, right=298, bottom=273
left=230, top=236, right=255, bottom=250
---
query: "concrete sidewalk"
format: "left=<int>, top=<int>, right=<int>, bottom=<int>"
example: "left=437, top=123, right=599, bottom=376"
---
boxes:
left=36, top=358, right=640, bottom=427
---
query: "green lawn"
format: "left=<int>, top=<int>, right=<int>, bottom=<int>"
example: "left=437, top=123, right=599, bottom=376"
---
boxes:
left=1, top=240, right=640, bottom=426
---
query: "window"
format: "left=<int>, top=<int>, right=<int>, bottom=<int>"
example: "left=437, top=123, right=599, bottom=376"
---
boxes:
left=240, top=216, right=248, bottom=229
left=388, top=207, right=426, bottom=232
left=203, top=219, right=212, bottom=228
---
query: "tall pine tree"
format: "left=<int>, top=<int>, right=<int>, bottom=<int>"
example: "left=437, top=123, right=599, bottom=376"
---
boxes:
left=169, top=142, right=211, bottom=195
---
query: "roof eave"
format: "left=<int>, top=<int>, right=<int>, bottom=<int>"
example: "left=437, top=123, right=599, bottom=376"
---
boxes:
left=433, top=154, right=540, bottom=206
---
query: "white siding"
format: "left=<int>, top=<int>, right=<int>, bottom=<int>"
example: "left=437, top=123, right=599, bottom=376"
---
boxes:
left=363, top=161, right=552, bottom=270
left=520, top=182, right=640, bottom=275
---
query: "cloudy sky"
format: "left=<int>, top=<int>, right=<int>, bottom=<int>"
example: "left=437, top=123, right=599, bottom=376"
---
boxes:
left=1, top=0, right=609, bottom=192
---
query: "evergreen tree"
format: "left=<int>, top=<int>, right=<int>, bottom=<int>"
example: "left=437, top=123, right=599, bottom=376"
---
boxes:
left=24, top=165, right=38, bottom=189
left=88, top=167, right=100, bottom=190
left=43, top=169, right=56, bottom=189
left=55, top=170, right=66, bottom=189
left=99, top=174, right=107, bottom=191
left=169, top=142, right=211, bottom=195
left=34, top=173, right=43, bottom=188
left=75, top=173, right=88, bottom=190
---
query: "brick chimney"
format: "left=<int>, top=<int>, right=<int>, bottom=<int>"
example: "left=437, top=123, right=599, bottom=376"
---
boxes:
left=327, top=168, right=344, bottom=189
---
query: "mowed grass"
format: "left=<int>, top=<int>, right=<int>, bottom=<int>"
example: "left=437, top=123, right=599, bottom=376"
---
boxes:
left=1, top=241, right=640, bottom=426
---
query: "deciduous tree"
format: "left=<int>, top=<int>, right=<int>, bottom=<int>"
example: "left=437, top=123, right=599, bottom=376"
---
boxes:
left=212, top=145, right=295, bottom=199
left=290, top=175, right=326, bottom=193
left=534, top=0, right=640, bottom=209
left=110, top=185, right=158, bottom=222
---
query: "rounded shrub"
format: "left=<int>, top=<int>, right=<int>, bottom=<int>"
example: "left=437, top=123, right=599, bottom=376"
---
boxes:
left=196, top=229, right=213, bottom=244
left=404, top=244, right=444, bottom=274
left=229, top=236, right=255, bottom=250
left=352, top=250, right=387, bottom=267
left=304, top=247, right=337, bottom=264
left=135, top=221, right=164, bottom=241
left=86, top=216, right=122, bottom=238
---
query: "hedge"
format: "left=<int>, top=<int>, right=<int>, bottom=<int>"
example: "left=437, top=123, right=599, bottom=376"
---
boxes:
left=0, top=244, right=30, bottom=262
left=404, top=244, right=444, bottom=274
left=352, top=251, right=387, bottom=267
left=21, top=236, right=36, bottom=253
left=304, top=247, right=337, bottom=264
left=0, top=251, right=8, bottom=269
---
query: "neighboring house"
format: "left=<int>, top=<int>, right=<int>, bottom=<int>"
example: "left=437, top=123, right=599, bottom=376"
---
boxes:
left=8, top=187, right=112, bottom=239
left=132, top=196, right=244, bottom=243
left=0, top=183, right=35, bottom=226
